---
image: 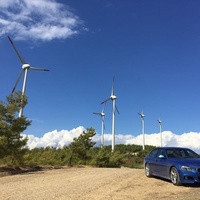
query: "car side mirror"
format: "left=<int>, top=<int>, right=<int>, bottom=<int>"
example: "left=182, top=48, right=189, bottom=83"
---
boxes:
left=158, top=154, right=165, bottom=159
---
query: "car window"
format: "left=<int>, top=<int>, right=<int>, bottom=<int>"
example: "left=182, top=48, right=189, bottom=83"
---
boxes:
left=157, top=149, right=165, bottom=157
left=166, top=149, right=175, bottom=158
left=149, top=149, right=159, bottom=158
left=166, top=149, right=185, bottom=158
left=166, top=149, right=200, bottom=158
left=183, top=149, right=200, bottom=158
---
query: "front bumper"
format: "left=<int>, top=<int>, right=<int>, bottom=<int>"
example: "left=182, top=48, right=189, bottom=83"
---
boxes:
left=179, top=170, right=200, bottom=184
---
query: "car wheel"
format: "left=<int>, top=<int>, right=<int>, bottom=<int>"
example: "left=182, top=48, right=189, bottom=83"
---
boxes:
left=145, top=163, right=152, bottom=177
left=170, top=167, right=181, bottom=186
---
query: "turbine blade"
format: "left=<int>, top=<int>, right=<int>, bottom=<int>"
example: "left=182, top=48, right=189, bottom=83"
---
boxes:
left=102, top=117, right=106, bottom=130
left=102, top=101, right=107, bottom=112
left=111, top=76, right=115, bottom=96
left=115, top=105, right=120, bottom=114
left=29, top=67, right=50, bottom=71
left=141, top=107, right=144, bottom=115
left=101, top=98, right=111, bottom=104
left=12, top=69, right=24, bottom=93
left=8, top=36, right=26, bottom=64
left=93, top=112, right=101, bottom=115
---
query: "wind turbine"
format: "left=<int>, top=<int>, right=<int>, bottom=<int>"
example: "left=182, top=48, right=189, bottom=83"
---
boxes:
left=93, top=103, right=106, bottom=148
left=101, top=77, right=119, bottom=152
left=157, top=118, right=162, bottom=147
left=8, top=36, right=49, bottom=117
left=138, top=111, right=145, bottom=150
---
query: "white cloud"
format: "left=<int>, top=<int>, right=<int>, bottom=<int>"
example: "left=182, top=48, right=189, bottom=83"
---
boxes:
left=125, top=131, right=200, bottom=153
left=23, top=126, right=200, bottom=153
left=23, top=126, right=86, bottom=149
left=0, top=0, right=83, bottom=41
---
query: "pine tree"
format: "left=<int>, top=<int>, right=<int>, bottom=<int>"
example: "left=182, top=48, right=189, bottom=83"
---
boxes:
left=0, top=91, right=31, bottom=164
left=68, top=127, right=96, bottom=165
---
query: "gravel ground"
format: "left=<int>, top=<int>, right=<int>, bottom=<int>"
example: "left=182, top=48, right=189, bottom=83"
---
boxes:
left=0, top=167, right=200, bottom=200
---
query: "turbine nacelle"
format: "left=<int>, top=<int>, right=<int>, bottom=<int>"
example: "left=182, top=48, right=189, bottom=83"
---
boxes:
left=93, top=112, right=105, bottom=117
left=157, top=119, right=162, bottom=124
left=22, top=64, right=31, bottom=69
left=138, top=113, right=145, bottom=119
left=101, top=112, right=105, bottom=117
left=110, top=95, right=117, bottom=100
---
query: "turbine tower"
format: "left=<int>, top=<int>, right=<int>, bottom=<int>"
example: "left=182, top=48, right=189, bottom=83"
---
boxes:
left=93, top=103, right=106, bottom=148
left=157, top=119, right=162, bottom=147
left=101, top=77, right=119, bottom=152
left=138, top=111, right=145, bottom=150
left=8, top=36, right=49, bottom=117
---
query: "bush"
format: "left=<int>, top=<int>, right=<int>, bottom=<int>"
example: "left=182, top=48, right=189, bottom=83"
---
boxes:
left=90, top=149, right=110, bottom=167
left=91, top=149, right=125, bottom=168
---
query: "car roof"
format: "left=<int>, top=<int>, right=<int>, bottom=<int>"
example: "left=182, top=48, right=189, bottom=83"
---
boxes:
left=155, top=147, right=190, bottom=150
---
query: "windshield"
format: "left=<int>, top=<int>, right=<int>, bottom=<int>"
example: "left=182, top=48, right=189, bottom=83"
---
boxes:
left=166, top=149, right=200, bottom=158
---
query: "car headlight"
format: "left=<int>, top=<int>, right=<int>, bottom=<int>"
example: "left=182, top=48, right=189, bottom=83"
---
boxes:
left=181, top=166, right=196, bottom=171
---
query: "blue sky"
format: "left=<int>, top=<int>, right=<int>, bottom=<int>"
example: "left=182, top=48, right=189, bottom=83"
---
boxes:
left=1, top=0, right=200, bottom=150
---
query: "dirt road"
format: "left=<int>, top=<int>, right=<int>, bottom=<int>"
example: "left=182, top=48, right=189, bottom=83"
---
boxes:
left=0, top=167, right=199, bottom=200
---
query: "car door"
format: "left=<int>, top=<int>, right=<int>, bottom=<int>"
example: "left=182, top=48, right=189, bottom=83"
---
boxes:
left=147, top=148, right=159, bottom=174
left=153, top=149, right=169, bottom=178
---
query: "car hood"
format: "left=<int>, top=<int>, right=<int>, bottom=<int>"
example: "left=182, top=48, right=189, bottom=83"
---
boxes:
left=170, top=158, right=200, bottom=167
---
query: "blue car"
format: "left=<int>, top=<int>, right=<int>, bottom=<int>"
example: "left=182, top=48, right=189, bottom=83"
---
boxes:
left=144, top=147, right=200, bottom=185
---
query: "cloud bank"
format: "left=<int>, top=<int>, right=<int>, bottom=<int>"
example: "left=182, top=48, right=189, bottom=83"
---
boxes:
left=23, top=126, right=200, bottom=153
left=0, top=0, right=83, bottom=41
